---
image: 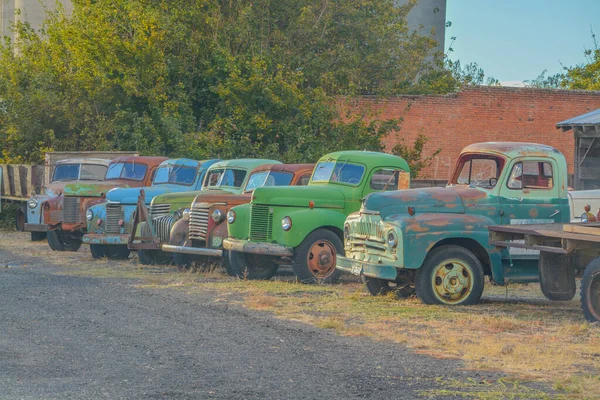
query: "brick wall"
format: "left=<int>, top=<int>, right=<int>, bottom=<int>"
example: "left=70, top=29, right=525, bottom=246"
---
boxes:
left=355, top=86, right=600, bottom=180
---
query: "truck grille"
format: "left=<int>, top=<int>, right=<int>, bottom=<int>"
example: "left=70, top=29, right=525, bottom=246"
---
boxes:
left=63, top=197, right=82, bottom=223
left=353, top=221, right=385, bottom=240
left=149, top=204, right=170, bottom=220
left=106, top=204, right=124, bottom=234
left=189, top=203, right=210, bottom=241
left=153, top=215, right=175, bottom=244
left=249, top=204, right=273, bottom=242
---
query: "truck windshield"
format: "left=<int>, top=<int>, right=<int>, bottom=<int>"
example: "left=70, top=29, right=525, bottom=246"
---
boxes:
left=204, top=168, right=247, bottom=189
left=244, top=171, right=293, bottom=192
left=311, top=161, right=365, bottom=186
left=153, top=165, right=197, bottom=186
left=52, top=164, right=80, bottom=181
left=105, top=162, right=147, bottom=181
left=452, top=155, right=504, bottom=188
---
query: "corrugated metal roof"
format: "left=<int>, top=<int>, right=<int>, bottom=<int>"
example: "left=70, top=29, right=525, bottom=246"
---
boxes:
left=556, top=108, right=600, bottom=128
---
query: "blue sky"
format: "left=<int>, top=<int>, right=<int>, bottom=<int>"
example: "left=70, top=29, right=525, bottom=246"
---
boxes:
left=445, top=0, right=599, bottom=83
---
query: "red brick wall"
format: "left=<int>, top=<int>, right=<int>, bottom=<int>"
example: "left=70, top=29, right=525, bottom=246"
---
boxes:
left=355, top=86, right=600, bottom=180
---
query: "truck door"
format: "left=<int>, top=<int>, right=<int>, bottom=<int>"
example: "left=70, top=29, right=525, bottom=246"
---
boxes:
left=499, top=159, right=562, bottom=225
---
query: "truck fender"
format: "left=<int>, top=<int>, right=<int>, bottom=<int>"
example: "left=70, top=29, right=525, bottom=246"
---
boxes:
left=169, top=218, right=189, bottom=246
left=282, top=209, right=346, bottom=248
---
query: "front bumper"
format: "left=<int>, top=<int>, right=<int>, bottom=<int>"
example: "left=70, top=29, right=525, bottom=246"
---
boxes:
left=336, top=255, right=398, bottom=280
left=222, top=239, right=293, bottom=257
left=162, top=244, right=222, bottom=257
left=24, top=223, right=48, bottom=232
left=83, top=233, right=129, bottom=245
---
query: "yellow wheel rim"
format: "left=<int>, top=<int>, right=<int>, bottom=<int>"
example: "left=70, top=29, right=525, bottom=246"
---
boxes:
left=431, top=258, right=473, bottom=305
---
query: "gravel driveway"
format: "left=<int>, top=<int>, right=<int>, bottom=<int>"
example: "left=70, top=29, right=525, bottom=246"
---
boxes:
left=0, top=232, right=549, bottom=399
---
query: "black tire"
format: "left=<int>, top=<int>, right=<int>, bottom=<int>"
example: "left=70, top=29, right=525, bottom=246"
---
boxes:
left=47, top=229, right=82, bottom=252
left=227, top=251, right=279, bottom=280
left=362, top=276, right=415, bottom=298
left=15, top=208, right=25, bottom=232
left=30, top=232, right=47, bottom=242
left=291, top=229, right=343, bottom=284
left=90, top=244, right=106, bottom=259
left=138, top=249, right=172, bottom=265
left=581, top=257, right=600, bottom=323
left=103, top=245, right=130, bottom=260
left=415, top=245, right=484, bottom=306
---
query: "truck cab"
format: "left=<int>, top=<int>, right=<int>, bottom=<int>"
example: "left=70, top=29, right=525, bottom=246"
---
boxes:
left=24, top=158, right=111, bottom=240
left=336, top=142, right=575, bottom=306
left=223, top=151, right=410, bottom=282
left=83, top=158, right=218, bottom=260
left=43, top=156, right=167, bottom=253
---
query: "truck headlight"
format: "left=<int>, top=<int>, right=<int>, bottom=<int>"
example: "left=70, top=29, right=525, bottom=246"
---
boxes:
left=344, top=223, right=350, bottom=238
left=227, top=210, right=236, bottom=224
left=387, top=230, right=398, bottom=248
left=282, top=216, right=292, bottom=231
left=211, top=209, right=224, bottom=223
left=582, top=212, right=589, bottom=223
left=28, top=198, right=38, bottom=209
left=86, top=209, right=94, bottom=221
left=182, top=208, right=191, bottom=221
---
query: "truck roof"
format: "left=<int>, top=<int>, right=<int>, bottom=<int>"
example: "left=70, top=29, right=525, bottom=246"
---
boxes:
left=157, top=158, right=201, bottom=168
left=207, top=159, right=282, bottom=170
left=250, top=163, right=314, bottom=174
left=109, top=155, right=169, bottom=164
left=54, top=158, right=112, bottom=166
left=461, top=142, right=564, bottom=160
left=318, top=151, right=409, bottom=171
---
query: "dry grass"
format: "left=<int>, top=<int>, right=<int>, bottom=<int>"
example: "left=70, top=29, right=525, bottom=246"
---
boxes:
left=2, top=231, right=600, bottom=398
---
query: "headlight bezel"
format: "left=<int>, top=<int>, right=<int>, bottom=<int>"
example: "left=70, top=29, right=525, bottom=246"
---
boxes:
left=86, top=209, right=94, bottom=221
left=28, top=198, right=38, bottom=209
left=227, top=210, right=236, bottom=224
left=282, top=216, right=292, bottom=231
left=582, top=212, right=589, bottom=223
left=387, top=230, right=398, bottom=248
left=211, top=209, right=224, bottom=223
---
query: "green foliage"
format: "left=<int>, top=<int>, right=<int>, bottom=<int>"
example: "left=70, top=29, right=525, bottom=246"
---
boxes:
left=0, top=0, right=450, bottom=165
left=563, top=31, right=600, bottom=90
left=524, top=69, right=565, bottom=89
left=390, top=133, right=441, bottom=178
left=0, top=202, right=19, bottom=230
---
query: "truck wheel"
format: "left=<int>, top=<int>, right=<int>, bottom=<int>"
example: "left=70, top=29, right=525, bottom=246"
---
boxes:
left=15, top=208, right=25, bottom=232
left=103, top=245, right=130, bottom=260
left=415, top=245, right=484, bottom=306
left=581, top=257, right=600, bottom=322
left=30, top=232, right=46, bottom=242
left=291, top=229, right=343, bottom=284
left=47, top=230, right=82, bottom=252
left=362, top=276, right=415, bottom=298
left=90, top=244, right=106, bottom=259
left=139, top=249, right=172, bottom=266
left=538, top=252, right=576, bottom=301
left=227, top=251, right=279, bottom=280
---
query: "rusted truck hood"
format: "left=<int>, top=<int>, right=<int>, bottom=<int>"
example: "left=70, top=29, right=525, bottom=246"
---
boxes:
left=192, top=192, right=251, bottom=207
left=363, top=187, right=469, bottom=218
left=63, top=180, right=132, bottom=197
left=107, top=184, right=193, bottom=205
left=44, top=182, right=71, bottom=197
left=253, top=186, right=345, bottom=209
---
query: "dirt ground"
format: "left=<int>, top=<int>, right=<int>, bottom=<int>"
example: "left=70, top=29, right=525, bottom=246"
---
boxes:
left=1, top=231, right=597, bottom=399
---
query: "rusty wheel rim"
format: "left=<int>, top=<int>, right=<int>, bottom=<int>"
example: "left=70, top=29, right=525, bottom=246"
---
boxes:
left=587, top=272, right=600, bottom=321
left=307, top=240, right=336, bottom=278
left=431, top=259, right=473, bottom=305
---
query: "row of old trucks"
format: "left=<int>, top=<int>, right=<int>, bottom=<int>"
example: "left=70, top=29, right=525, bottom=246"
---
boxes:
left=2, top=143, right=600, bottom=321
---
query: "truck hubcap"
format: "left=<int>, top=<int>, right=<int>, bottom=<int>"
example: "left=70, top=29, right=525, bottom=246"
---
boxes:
left=431, top=259, right=473, bottom=304
left=307, top=240, right=336, bottom=278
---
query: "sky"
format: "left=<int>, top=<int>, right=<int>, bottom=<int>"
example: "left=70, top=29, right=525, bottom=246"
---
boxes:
left=445, top=0, right=599, bottom=85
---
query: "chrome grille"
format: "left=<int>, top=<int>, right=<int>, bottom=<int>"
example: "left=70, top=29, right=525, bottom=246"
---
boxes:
left=189, top=203, right=210, bottom=241
left=149, top=204, right=170, bottom=220
left=352, top=220, right=384, bottom=239
left=63, top=196, right=81, bottom=223
left=249, top=204, right=273, bottom=242
left=106, top=204, right=124, bottom=234
left=153, top=215, right=175, bottom=243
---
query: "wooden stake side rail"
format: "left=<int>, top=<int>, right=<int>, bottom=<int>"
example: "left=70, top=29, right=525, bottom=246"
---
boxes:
left=489, top=223, right=600, bottom=255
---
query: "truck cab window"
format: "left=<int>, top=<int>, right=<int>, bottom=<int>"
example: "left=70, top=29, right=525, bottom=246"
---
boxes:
left=507, top=161, right=553, bottom=190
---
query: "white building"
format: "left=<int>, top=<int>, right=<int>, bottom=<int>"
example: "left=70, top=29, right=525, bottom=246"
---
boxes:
left=0, top=0, right=72, bottom=41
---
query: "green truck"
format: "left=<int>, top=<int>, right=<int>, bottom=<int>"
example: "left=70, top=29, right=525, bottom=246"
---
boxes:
left=223, top=151, right=411, bottom=283
left=336, top=142, right=600, bottom=306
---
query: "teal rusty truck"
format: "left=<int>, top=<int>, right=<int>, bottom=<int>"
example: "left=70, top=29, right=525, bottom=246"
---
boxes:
left=336, top=142, right=600, bottom=306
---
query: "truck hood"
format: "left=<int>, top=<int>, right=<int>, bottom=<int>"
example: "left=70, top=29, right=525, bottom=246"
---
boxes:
left=363, top=187, right=468, bottom=219
left=192, top=192, right=252, bottom=207
left=63, top=180, right=132, bottom=197
left=106, top=184, right=193, bottom=205
left=44, top=182, right=71, bottom=197
left=253, top=186, right=345, bottom=209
